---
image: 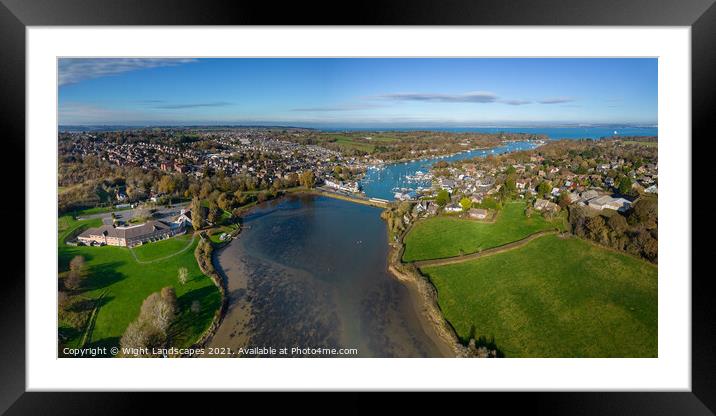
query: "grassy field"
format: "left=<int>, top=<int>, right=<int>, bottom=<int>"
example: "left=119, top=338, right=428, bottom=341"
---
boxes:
left=131, top=233, right=195, bottom=262
left=421, top=234, right=658, bottom=357
left=58, top=215, right=221, bottom=352
left=320, top=133, right=398, bottom=153
left=624, top=141, right=658, bottom=147
left=403, top=201, right=566, bottom=262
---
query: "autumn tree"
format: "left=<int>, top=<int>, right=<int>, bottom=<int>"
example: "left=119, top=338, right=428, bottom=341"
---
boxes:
left=190, top=197, right=204, bottom=230
left=158, top=175, right=175, bottom=195
left=299, top=170, right=315, bottom=188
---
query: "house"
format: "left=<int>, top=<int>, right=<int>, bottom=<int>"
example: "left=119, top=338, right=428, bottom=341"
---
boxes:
left=566, top=192, right=581, bottom=204
left=115, top=189, right=128, bottom=201
left=440, top=179, right=456, bottom=192
left=77, top=220, right=185, bottom=247
left=469, top=208, right=488, bottom=219
left=426, top=202, right=439, bottom=216
left=444, top=203, right=463, bottom=213
left=403, top=213, right=412, bottom=225
left=588, top=196, right=632, bottom=212
left=414, top=200, right=428, bottom=214
left=580, top=190, right=600, bottom=201
left=534, top=199, right=560, bottom=212
left=325, top=178, right=360, bottom=193
left=174, top=209, right=193, bottom=228
left=645, top=185, right=658, bottom=194
left=516, top=179, right=528, bottom=190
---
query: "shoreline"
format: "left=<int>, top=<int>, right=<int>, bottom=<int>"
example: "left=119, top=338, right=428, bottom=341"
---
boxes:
left=386, top=223, right=468, bottom=358
left=184, top=232, right=229, bottom=356
left=364, top=138, right=543, bottom=167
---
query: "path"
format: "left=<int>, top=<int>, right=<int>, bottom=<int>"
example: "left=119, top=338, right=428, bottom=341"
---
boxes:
left=411, top=229, right=560, bottom=268
left=129, top=233, right=197, bottom=264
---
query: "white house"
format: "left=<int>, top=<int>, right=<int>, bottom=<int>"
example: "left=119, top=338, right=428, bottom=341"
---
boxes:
left=444, top=203, right=463, bottom=213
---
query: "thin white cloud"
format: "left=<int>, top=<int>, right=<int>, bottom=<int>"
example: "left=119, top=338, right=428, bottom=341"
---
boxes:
left=377, top=91, right=499, bottom=103
left=501, top=99, right=532, bottom=106
left=538, top=97, right=576, bottom=104
left=58, top=58, right=197, bottom=86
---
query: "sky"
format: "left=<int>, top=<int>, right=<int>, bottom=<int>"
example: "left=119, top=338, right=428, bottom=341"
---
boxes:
left=58, top=58, right=658, bottom=128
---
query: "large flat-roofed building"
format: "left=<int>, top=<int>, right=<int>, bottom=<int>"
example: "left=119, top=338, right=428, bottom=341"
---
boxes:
left=587, top=195, right=632, bottom=212
left=77, top=220, right=185, bottom=247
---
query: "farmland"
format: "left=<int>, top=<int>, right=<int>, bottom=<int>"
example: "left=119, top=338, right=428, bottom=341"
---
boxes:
left=421, top=234, right=658, bottom=357
left=403, top=201, right=566, bottom=262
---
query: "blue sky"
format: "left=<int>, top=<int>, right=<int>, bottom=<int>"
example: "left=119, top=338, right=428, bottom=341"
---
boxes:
left=58, top=58, right=657, bottom=127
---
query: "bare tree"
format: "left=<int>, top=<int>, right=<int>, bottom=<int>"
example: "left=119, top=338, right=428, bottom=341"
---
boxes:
left=58, top=291, right=71, bottom=310
left=69, top=255, right=86, bottom=272
left=190, top=300, right=201, bottom=313
left=119, top=319, right=165, bottom=356
left=177, top=267, right=189, bottom=285
left=120, top=287, right=179, bottom=355
left=64, top=270, right=82, bottom=291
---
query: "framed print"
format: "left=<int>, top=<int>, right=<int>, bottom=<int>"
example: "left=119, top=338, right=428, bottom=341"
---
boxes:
left=1, top=0, right=713, bottom=413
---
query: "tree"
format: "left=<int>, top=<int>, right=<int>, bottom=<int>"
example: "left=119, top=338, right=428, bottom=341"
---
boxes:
left=65, top=256, right=87, bottom=291
left=190, top=197, right=204, bottom=230
left=504, top=174, right=516, bottom=192
left=630, top=196, right=658, bottom=227
left=123, top=286, right=179, bottom=353
left=618, top=176, right=633, bottom=195
left=58, top=291, right=71, bottom=310
left=558, top=191, right=571, bottom=208
left=177, top=267, right=188, bottom=285
left=460, top=197, right=472, bottom=211
left=191, top=300, right=201, bottom=314
left=64, top=270, right=82, bottom=291
left=537, top=181, right=552, bottom=198
left=207, top=201, right=220, bottom=224
left=299, top=170, right=315, bottom=188
left=119, top=319, right=166, bottom=356
left=436, top=189, right=450, bottom=207
left=69, top=255, right=86, bottom=273
left=158, top=175, right=175, bottom=195
left=217, top=192, right=235, bottom=212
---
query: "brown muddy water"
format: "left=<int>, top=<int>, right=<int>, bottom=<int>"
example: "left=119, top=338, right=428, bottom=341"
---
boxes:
left=207, top=194, right=448, bottom=357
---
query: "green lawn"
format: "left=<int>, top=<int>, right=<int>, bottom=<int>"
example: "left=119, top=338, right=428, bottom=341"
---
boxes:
left=624, top=141, right=658, bottom=147
left=320, top=134, right=376, bottom=153
left=72, top=205, right=133, bottom=217
left=421, top=234, right=658, bottom=357
left=131, top=233, right=194, bottom=262
left=403, top=201, right=566, bottom=262
left=58, top=215, right=221, bottom=353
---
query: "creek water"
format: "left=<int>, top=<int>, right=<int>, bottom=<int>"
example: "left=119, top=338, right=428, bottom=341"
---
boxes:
left=209, top=194, right=447, bottom=357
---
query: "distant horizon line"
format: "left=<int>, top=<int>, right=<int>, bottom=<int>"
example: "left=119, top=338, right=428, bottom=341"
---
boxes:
left=59, top=123, right=659, bottom=130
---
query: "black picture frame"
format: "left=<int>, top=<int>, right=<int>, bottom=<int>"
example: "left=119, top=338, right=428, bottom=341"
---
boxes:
left=1, top=0, right=711, bottom=413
